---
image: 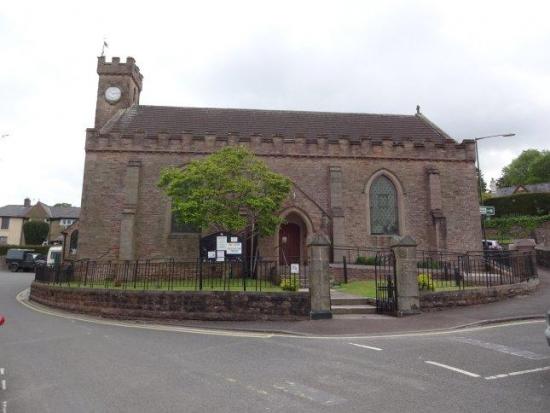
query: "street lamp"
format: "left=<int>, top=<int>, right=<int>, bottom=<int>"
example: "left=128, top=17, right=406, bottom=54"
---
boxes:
left=473, top=133, right=516, bottom=248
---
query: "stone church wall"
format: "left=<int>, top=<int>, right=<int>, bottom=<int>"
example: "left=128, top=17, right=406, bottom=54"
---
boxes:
left=78, top=132, right=481, bottom=260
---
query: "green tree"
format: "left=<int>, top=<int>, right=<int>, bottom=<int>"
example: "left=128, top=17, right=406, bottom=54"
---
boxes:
left=497, top=149, right=550, bottom=187
left=53, top=202, right=72, bottom=207
left=158, top=146, right=292, bottom=266
left=23, top=220, right=49, bottom=245
left=477, top=168, right=487, bottom=194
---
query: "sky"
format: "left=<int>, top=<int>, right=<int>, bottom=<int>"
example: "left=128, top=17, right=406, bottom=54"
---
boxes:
left=1, top=0, right=549, bottom=207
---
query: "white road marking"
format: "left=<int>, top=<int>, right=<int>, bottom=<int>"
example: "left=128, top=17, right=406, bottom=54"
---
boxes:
left=349, top=343, right=383, bottom=351
left=1, top=380, right=5, bottom=391
left=485, top=365, right=550, bottom=380
left=454, top=337, right=549, bottom=360
left=0, top=368, right=4, bottom=376
left=2, top=400, right=6, bottom=413
left=425, top=361, right=481, bottom=378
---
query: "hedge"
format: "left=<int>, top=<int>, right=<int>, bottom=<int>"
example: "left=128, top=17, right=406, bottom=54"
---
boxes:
left=0, top=244, right=50, bottom=256
left=486, top=192, right=550, bottom=217
left=484, top=215, right=550, bottom=241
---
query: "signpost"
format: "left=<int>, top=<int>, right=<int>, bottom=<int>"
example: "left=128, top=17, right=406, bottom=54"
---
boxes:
left=479, top=206, right=495, bottom=216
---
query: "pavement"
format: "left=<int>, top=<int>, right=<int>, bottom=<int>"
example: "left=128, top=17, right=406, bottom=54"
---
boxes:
left=151, top=266, right=549, bottom=336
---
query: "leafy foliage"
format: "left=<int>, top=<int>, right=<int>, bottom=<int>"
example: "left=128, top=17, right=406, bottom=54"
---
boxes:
left=0, top=244, right=49, bottom=256
left=22, top=221, right=49, bottom=245
left=497, top=149, right=550, bottom=187
left=417, top=273, right=435, bottom=291
left=280, top=277, right=299, bottom=291
left=158, top=146, right=292, bottom=237
left=477, top=168, right=487, bottom=194
left=355, top=256, right=379, bottom=265
left=484, top=214, right=550, bottom=240
left=487, top=192, right=550, bottom=217
left=53, top=202, right=72, bottom=207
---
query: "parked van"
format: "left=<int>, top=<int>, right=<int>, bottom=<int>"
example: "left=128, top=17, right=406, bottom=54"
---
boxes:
left=46, top=245, right=63, bottom=267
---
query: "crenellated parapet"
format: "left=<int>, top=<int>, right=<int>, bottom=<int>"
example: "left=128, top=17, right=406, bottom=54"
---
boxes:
left=84, top=128, right=476, bottom=162
left=97, top=56, right=143, bottom=91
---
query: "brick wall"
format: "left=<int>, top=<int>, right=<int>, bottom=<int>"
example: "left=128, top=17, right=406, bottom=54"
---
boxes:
left=30, top=282, right=310, bottom=321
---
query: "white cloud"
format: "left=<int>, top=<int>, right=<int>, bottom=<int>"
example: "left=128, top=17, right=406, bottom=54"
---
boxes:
left=0, top=0, right=549, bottom=207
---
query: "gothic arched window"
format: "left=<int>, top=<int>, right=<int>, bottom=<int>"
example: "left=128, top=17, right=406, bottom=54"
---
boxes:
left=370, top=175, right=398, bottom=235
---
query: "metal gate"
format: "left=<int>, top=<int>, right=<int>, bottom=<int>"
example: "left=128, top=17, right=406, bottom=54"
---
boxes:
left=374, top=250, right=398, bottom=315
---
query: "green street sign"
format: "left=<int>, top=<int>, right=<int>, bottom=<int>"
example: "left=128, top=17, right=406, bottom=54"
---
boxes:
left=480, top=206, right=495, bottom=216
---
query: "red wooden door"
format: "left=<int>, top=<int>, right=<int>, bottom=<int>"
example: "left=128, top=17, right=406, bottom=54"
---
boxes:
left=279, top=223, right=300, bottom=265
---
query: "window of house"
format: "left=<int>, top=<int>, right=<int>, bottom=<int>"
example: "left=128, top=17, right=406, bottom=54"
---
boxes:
left=0, top=236, right=7, bottom=245
left=370, top=175, right=398, bottom=235
left=1, top=217, right=9, bottom=230
left=171, top=211, right=200, bottom=234
left=60, top=219, right=75, bottom=226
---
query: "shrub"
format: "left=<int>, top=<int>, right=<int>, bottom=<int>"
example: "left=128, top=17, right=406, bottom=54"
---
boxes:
left=280, top=277, right=298, bottom=291
left=418, top=273, right=435, bottom=291
left=23, top=221, right=50, bottom=245
left=355, top=256, right=378, bottom=265
left=416, top=259, right=441, bottom=269
left=488, top=193, right=550, bottom=217
left=0, top=244, right=50, bottom=256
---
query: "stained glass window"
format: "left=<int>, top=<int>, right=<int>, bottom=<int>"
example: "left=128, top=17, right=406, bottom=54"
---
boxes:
left=370, top=175, right=398, bottom=235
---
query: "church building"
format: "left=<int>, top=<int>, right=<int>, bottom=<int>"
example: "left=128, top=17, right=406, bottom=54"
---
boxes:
left=77, top=56, right=482, bottom=263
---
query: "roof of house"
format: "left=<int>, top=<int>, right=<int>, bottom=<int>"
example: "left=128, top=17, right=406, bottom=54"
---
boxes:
left=493, top=182, right=550, bottom=197
left=0, top=205, right=30, bottom=218
left=0, top=203, right=80, bottom=219
left=101, top=105, right=452, bottom=142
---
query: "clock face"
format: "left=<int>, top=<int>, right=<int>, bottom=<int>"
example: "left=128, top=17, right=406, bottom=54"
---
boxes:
left=105, top=86, right=122, bottom=103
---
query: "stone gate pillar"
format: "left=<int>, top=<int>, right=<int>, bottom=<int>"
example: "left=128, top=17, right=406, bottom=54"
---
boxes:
left=391, top=235, right=420, bottom=315
left=308, top=233, right=332, bottom=320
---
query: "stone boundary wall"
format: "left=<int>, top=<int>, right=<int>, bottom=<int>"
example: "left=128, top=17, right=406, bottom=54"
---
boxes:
left=329, top=263, right=376, bottom=283
left=536, top=247, right=550, bottom=268
left=420, top=278, right=539, bottom=310
left=0, top=256, right=6, bottom=270
left=29, top=282, right=310, bottom=321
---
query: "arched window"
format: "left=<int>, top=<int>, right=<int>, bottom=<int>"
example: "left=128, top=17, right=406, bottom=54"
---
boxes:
left=370, top=175, right=398, bottom=235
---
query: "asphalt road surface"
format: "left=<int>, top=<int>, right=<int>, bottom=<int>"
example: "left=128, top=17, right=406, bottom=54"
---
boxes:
left=1, top=271, right=549, bottom=412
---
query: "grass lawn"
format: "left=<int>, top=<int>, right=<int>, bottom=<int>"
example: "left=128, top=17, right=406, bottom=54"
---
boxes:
left=335, top=280, right=377, bottom=297
left=48, top=278, right=288, bottom=293
left=335, top=280, right=468, bottom=298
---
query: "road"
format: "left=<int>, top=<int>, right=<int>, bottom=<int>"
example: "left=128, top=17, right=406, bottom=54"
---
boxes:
left=1, top=271, right=549, bottom=412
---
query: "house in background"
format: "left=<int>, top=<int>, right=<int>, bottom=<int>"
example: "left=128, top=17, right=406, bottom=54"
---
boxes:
left=0, top=198, right=80, bottom=246
left=493, top=182, right=550, bottom=198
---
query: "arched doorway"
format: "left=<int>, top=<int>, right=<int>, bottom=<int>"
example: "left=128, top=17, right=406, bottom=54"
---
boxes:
left=278, top=211, right=309, bottom=265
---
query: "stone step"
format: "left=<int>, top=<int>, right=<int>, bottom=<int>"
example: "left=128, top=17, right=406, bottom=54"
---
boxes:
left=331, top=304, right=376, bottom=315
left=331, top=297, right=371, bottom=306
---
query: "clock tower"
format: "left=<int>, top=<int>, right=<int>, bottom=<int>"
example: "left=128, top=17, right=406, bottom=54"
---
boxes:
left=94, top=56, right=143, bottom=130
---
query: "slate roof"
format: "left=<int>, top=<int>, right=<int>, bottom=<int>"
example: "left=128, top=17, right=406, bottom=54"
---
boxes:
left=50, top=206, right=80, bottom=219
left=0, top=203, right=80, bottom=219
left=102, top=105, right=451, bottom=142
left=0, top=205, right=30, bottom=218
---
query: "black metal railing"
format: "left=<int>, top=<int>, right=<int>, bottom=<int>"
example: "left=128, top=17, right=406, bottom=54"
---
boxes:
left=34, top=257, right=309, bottom=292
left=416, top=250, right=537, bottom=292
